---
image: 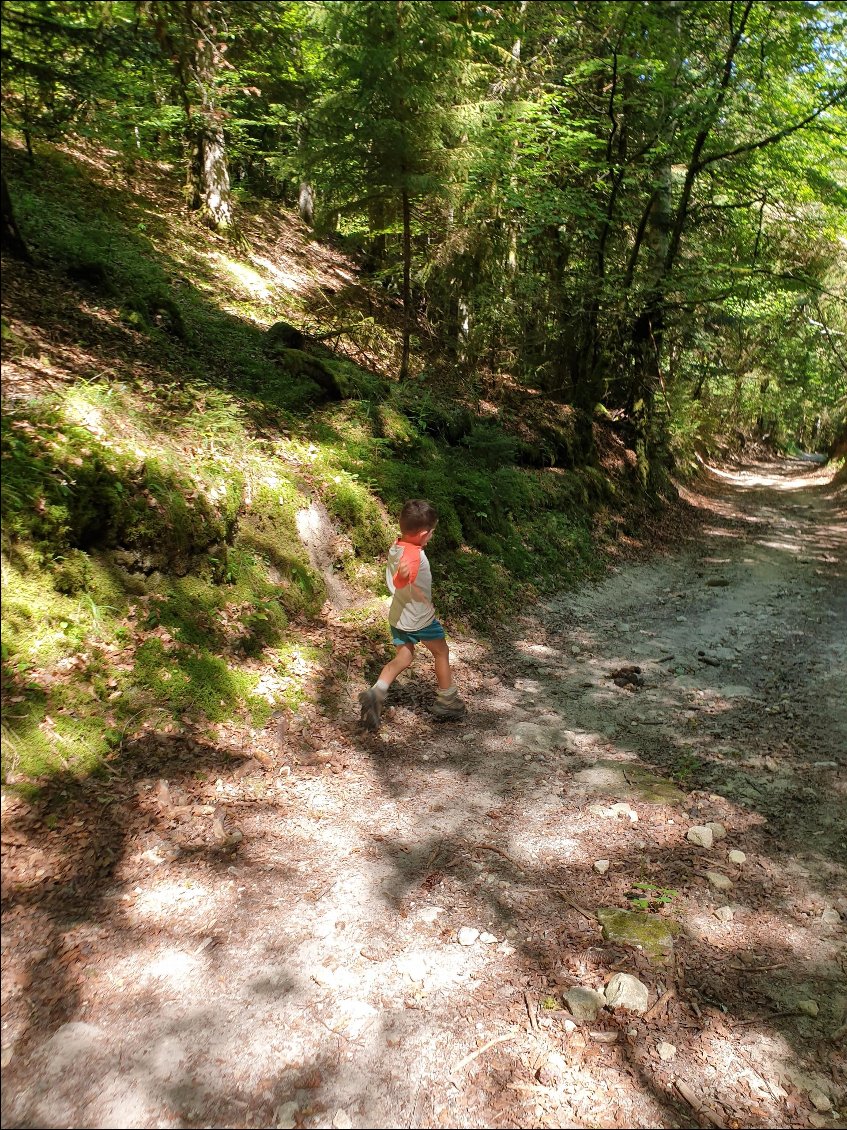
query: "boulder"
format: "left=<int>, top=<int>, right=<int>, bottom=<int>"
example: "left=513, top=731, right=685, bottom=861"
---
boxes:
left=604, top=973, right=650, bottom=1013
left=267, top=346, right=343, bottom=401
left=265, top=320, right=306, bottom=351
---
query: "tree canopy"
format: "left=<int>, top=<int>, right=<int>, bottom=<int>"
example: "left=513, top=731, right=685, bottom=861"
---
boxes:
left=2, top=0, right=845, bottom=461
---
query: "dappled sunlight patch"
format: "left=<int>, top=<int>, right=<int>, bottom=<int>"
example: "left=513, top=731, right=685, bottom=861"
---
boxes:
left=248, top=253, right=309, bottom=294
left=137, top=946, right=204, bottom=986
left=209, top=252, right=274, bottom=301
left=130, top=879, right=215, bottom=921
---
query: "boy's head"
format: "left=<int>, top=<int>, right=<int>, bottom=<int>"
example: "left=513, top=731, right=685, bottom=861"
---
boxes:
left=399, top=499, right=437, bottom=543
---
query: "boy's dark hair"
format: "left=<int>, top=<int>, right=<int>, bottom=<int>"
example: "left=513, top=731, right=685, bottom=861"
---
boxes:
left=399, top=498, right=438, bottom=534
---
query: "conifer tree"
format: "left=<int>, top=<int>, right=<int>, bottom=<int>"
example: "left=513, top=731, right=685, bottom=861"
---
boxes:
left=306, top=0, right=474, bottom=379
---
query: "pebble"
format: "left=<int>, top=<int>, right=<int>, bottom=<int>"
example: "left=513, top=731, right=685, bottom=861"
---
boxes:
left=275, top=1101, right=299, bottom=1129
left=332, top=1110, right=354, bottom=1129
left=564, top=986, right=604, bottom=1022
left=656, top=1040, right=676, bottom=1061
left=714, top=906, right=734, bottom=922
left=418, top=906, right=443, bottom=924
left=609, top=802, right=638, bottom=822
left=604, top=973, right=650, bottom=1014
left=594, top=859, right=611, bottom=875
left=706, top=871, right=733, bottom=891
left=728, top=849, right=746, bottom=864
left=796, top=999, right=819, bottom=1017
left=821, top=908, right=841, bottom=925
left=479, top=931, right=497, bottom=944
left=705, top=821, right=727, bottom=841
left=809, top=1091, right=832, bottom=1113
left=687, top=825, right=714, bottom=849
left=457, top=927, right=480, bottom=946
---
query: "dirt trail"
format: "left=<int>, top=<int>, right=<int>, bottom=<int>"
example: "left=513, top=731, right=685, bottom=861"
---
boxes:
left=2, top=460, right=845, bottom=1130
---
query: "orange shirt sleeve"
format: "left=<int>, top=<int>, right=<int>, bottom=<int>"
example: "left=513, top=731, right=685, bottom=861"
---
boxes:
left=393, top=541, right=421, bottom=589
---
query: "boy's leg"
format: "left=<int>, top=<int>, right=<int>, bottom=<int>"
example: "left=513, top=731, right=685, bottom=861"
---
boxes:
left=422, top=638, right=466, bottom=719
left=359, top=644, right=415, bottom=731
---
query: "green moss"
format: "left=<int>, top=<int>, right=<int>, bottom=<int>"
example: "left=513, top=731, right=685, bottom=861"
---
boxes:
left=596, top=907, right=680, bottom=963
left=235, top=482, right=325, bottom=617
left=320, top=472, right=389, bottom=558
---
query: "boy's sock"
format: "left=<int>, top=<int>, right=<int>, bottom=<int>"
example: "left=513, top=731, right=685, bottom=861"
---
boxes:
left=372, top=679, right=390, bottom=701
left=436, top=685, right=459, bottom=701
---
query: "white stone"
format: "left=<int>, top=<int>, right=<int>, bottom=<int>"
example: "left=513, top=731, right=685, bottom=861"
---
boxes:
left=479, top=931, right=497, bottom=944
left=687, top=825, right=714, bottom=848
left=457, top=926, right=480, bottom=946
left=821, top=908, right=841, bottom=925
left=498, top=942, right=516, bottom=956
left=657, top=1041, right=676, bottom=1061
left=562, top=1018, right=577, bottom=1034
left=594, top=859, right=611, bottom=875
left=728, top=849, right=746, bottom=864
left=706, top=821, right=727, bottom=841
left=604, top=973, right=650, bottom=1014
left=706, top=871, right=733, bottom=891
left=714, top=906, right=734, bottom=923
left=810, top=1091, right=832, bottom=1113
left=418, top=905, right=443, bottom=923
left=564, top=986, right=604, bottom=1022
left=275, top=1101, right=299, bottom=1129
left=332, top=1110, right=354, bottom=1129
left=609, top=802, right=638, bottom=822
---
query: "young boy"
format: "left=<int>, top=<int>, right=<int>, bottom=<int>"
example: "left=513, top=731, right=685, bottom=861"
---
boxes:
left=359, top=499, right=466, bottom=731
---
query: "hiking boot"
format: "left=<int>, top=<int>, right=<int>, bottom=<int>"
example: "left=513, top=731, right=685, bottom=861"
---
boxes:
left=431, top=694, right=467, bottom=721
left=359, top=688, right=383, bottom=731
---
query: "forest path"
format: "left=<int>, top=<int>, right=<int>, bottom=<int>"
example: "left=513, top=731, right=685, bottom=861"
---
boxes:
left=2, top=460, right=845, bottom=1130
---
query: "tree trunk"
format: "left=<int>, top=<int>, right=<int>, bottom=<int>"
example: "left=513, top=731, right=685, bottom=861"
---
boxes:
left=298, top=182, right=314, bottom=227
left=1, top=173, right=32, bottom=262
left=190, top=117, right=232, bottom=230
left=152, top=1, right=233, bottom=231
left=399, top=185, right=412, bottom=380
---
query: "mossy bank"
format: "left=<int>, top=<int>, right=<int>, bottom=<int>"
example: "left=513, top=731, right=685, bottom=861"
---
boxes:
left=1, top=138, right=661, bottom=792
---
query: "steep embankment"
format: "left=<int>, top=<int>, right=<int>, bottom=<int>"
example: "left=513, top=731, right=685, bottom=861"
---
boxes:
left=2, top=138, right=649, bottom=791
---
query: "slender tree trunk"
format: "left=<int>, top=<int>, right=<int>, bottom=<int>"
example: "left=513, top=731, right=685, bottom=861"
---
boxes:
left=1, top=173, right=32, bottom=262
left=152, top=1, right=233, bottom=231
left=399, top=185, right=412, bottom=380
left=298, top=182, right=314, bottom=227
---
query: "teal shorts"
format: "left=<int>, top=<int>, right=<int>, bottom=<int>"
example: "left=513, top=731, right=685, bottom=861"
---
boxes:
left=390, top=619, right=446, bottom=646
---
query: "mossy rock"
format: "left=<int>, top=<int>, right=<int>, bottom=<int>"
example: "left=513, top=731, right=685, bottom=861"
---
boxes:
left=268, top=347, right=343, bottom=402
left=576, top=760, right=686, bottom=804
left=393, top=389, right=474, bottom=443
left=51, top=549, right=92, bottom=595
left=265, top=320, right=306, bottom=351
left=597, top=907, right=680, bottom=963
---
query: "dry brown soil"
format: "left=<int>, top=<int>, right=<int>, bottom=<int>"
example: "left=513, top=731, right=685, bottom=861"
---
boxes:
left=2, top=459, right=845, bottom=1130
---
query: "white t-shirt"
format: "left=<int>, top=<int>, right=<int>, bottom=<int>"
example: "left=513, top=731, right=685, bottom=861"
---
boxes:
left=386, top=539, right=436, bottom=631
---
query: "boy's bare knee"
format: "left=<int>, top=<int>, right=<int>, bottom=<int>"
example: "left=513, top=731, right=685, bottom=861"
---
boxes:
left=424, top=638, right=449, bottom=658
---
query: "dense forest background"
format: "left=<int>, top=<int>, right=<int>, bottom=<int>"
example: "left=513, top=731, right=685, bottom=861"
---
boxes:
left=1, top=0, right=846, bottom=784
